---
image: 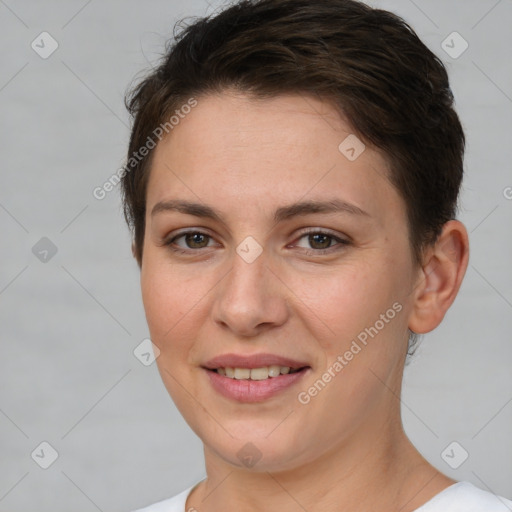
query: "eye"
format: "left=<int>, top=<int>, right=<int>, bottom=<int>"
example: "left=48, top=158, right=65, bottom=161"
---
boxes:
left=164, top=230, right=216, bottom=253
left=292, top=229, right=350, bottom=255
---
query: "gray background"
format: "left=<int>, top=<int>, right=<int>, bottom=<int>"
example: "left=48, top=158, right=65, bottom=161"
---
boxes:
left=0, top=0, right=511, bottom=511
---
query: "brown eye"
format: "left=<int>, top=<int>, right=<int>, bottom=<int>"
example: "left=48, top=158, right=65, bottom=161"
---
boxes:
left=307, top=233, right=333, bottom=250
left=165, top=230, right=215, bottom=253
left=293, top=229, right=350, bottom=255
left=183, top=232, right=210, bottom=249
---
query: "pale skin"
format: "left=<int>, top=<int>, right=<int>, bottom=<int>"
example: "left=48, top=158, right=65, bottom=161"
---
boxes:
left=137, top=90, right=469, bottom=512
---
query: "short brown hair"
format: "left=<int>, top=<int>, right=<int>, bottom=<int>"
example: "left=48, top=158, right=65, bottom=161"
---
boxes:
left=122, top=0, right=465, bottom=268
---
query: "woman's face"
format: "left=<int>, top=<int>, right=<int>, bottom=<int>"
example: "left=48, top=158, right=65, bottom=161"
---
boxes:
left=141, top=91, right=421, bottom=472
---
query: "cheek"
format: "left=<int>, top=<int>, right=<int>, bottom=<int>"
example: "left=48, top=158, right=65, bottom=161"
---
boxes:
left=140, top=256, right=197, bottom=348
left=290, top=258, right=404, bottom=346
left=141, top=268, right=171, bottom=339
left=140, top=260, right=204, bottom=406
left=140, top=253, right=222, bottom=384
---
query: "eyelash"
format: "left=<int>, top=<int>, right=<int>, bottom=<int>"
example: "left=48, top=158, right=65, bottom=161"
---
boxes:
left=163, top=228, right=350, bottom=256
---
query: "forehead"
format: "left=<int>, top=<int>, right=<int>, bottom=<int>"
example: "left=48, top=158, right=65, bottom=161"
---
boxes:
left=146, top=92, right=402, bottom=225
left=161, top=91, right=370, bottom=162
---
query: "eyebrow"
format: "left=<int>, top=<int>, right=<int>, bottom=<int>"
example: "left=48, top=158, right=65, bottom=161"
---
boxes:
left=151, top=198, right=370, bottom=224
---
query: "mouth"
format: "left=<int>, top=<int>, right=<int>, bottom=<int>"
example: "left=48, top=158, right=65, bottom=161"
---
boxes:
left=201, top=353, right=311, bottom=402
left=204, top=366, right=311, bottom=402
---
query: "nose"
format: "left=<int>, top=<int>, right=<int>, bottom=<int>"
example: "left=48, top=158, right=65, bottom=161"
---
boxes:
left=211, top=249, right=289, bottom=338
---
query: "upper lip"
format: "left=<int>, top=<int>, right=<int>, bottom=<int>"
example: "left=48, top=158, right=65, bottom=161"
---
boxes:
left=202, top=353, right=310, bottom=370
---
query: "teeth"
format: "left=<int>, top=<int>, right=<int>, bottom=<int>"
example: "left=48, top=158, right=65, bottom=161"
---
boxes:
left=215, top=365, right=302, bottom=380
left=268, top=365, right=282, bottom=377
left=234, top=368, right=251, bottom=379
left=249, top=367, right=269, bottom=380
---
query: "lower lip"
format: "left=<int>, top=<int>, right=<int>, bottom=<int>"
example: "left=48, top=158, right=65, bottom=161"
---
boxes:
left=204, top=368, right=310, bottom=403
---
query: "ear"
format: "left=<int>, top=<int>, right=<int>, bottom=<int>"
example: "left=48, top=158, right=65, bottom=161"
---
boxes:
left=408, top=220, right=469, bottom=334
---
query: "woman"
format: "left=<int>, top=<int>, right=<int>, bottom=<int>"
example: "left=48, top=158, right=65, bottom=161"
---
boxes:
left=122, top=0, right=512, bottom=510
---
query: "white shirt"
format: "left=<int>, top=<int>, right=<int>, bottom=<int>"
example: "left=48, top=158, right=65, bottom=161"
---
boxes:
left=132, top=480, right=512, bottom=511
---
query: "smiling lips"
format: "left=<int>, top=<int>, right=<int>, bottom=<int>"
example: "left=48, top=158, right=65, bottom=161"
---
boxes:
left=202, top=352, right=311, bottom=402
left=202, top=352, right=310, bottom=379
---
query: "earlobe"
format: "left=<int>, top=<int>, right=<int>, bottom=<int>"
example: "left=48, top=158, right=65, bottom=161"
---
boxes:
left=408, top=220, right=470, bottom=334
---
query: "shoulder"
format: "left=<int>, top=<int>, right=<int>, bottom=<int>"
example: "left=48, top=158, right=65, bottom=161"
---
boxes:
left=130, top=484, right=196, bottom=512
left=416, top=481, right=512, bottom=512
